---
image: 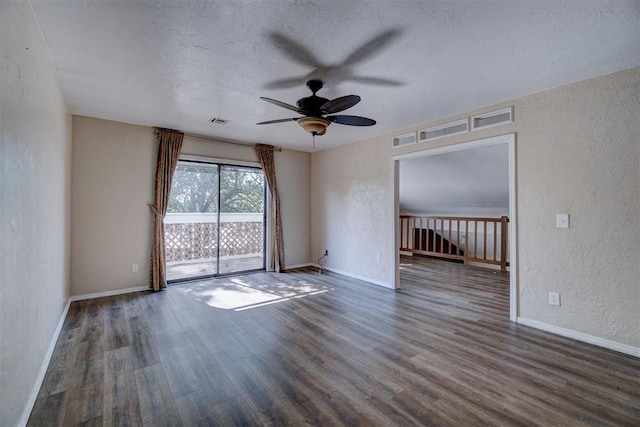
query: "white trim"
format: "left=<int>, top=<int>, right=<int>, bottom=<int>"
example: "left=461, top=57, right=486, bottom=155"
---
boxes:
left=284, top=263, right=315, bottom=270
left=471, top=107, right=513, bottom=131
left=392, top=158, right=400, bottom=289
left=179, top=154, right=260, bottom=169
left=507, top=135, right=518, bottom=321
left=517, top=317, right=640, bottom=358
left=392, top=132, right=417, bottom=148
left=418, top=118, right=469, bottom=142
left=19, top=299, right=71, bottom=427
left=311, top=264, right=393, bottom=289
left=392, top=133, right=517, bottom=319
left=70, top=286, right=149, bottom=302
left=393, top=133, right=513, bottom=161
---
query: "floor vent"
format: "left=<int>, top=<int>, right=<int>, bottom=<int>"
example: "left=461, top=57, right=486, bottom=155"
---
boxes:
left=471, top=107, right=512, bottom=130
left=419, top=118, right=469, bottom=142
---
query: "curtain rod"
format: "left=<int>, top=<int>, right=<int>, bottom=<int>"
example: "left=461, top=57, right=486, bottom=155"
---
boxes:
left=156, top=129, right=282, bottom=151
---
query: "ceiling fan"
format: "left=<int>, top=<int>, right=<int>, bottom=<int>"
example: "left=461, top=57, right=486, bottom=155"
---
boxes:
left=264, top=30, right=404, bottom=90
left=257, top=80, right=376, bottom=136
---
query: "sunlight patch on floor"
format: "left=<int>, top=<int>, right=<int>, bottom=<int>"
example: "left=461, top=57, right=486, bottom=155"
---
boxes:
left=175, top=277, right=333, bottom=311
left=399, top=262, right=414, bottom=270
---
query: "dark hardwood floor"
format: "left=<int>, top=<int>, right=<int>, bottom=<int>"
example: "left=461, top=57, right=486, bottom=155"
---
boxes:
left=29, top=256, right=640, bottom=426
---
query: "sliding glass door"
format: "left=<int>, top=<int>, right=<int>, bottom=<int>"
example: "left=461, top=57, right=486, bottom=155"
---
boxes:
left=164, top=161, right=265, bottom=282
left=218, top=165, right=266, bottom=274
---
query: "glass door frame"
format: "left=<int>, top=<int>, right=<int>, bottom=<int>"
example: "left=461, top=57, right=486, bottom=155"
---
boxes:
left=166, top=156, right=267, bottom=284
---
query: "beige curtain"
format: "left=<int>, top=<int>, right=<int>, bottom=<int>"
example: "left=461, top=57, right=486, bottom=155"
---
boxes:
left=149, top=128, right=184, bottom=291
left=255, top=144, right=285, bottom=272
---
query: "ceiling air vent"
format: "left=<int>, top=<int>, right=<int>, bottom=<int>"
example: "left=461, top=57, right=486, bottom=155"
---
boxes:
left=210, top=117, right=230, bottom=125
left=392, top=132, right=417, bottom=148
left=419, top=118, right=469, bottom=142
left=471, top=107, right=513, bottom=131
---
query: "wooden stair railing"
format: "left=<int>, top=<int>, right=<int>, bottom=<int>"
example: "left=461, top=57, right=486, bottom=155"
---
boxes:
left=400, top=215, right=509, bottom=272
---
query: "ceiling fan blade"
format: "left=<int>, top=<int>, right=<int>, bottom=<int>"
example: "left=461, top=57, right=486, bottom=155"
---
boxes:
left=263, top=77, right=307, bottom=90
left=327, top=115, right=376, bottom=126
left=321, top=95, right=361, bottom=114
left=341, top=29, right=401, bottom=67
left=268, top=33, right=323, bottom=68
left=351, top=76, right=405, bottom=87
left=256, top=117, right=299, bottom=125
left=260, top=97, right=301, bottom=113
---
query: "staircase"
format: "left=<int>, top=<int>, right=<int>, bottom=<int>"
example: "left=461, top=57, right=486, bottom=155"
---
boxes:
left=413, top=228, right=464, bottom=259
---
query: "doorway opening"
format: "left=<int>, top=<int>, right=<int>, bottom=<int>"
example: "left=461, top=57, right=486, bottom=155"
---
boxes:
left=165, top=160, right=266, bottom=282
left=392, top=134, right=517, bottom=320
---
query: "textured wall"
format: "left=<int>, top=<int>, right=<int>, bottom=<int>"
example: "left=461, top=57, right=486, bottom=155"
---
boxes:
left=311, top=138, right=393, bottom=286
left=514, top=68, right=639, bottom=346
left=71, top=117, right=156, bottom=295
left=311, top=67, right=639, bottom=348
left=71, top=122, right=311, bottom=295
left=0, top=1, right=72, bottom=425
left=273, top=148, right=311, bottom=268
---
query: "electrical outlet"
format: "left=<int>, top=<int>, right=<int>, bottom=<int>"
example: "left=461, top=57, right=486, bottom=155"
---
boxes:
left=549, top=291, right=560, bottom=306
left=132, top=263, right=138, bottom=273
left=556, top=214, right=569, bottom=228
left=376, top=252, right=382, bottom=261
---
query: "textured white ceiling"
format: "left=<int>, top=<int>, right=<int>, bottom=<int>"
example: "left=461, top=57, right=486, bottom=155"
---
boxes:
left=399, top=144, right=509, bottom=214
left=30, top=0, right=640, bottom=152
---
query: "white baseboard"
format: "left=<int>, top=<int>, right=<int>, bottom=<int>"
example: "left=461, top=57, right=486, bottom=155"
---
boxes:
left=19, top=298, right=71, bottom=427
left=284, top=263, right=315, bottom=270
left=70, top=285, right=150, bottom=302
left=311, top=264, right=393, bottom=289
left=517, top=317, right=639, bottom=357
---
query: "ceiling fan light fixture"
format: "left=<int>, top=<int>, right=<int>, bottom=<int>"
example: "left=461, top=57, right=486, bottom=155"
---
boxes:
left=297, top=116, right=330, bottom=134
left=258, top=80, right=375, bottom=138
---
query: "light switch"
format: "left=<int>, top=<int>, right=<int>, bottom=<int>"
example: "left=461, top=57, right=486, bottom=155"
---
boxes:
left=556, top=214, right=569, bottom=228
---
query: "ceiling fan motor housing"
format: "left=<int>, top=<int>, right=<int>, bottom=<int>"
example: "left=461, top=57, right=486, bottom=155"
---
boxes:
left=297, top=95, right=329, bottom=115
left=296, top=79, right=329, bottom=115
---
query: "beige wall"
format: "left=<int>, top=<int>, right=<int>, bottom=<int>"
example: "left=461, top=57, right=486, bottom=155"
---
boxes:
left=181, top=135, right=257, bottom=161
left=0, top=1, right=72, bottom=425
left=311, top=135, right=393, bottom=286
left=311, top=67, right=640, bottom=350
left=273, top=148, right=311, bottom=268
left=71, top=121, right=311, bottom=295
left=71, top=117, right=156, bottom=295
